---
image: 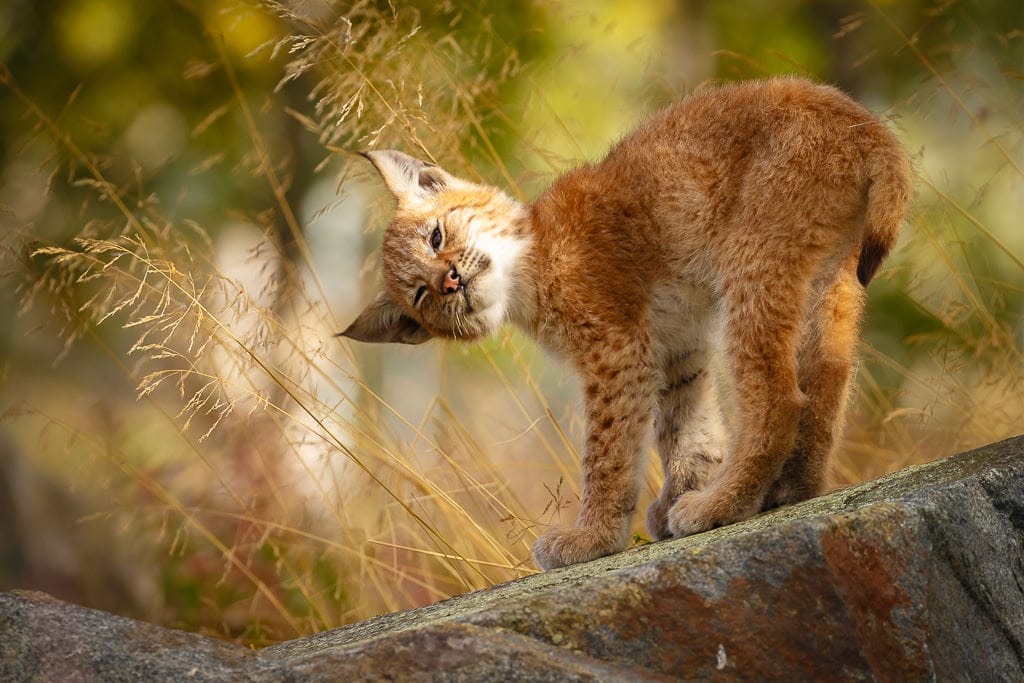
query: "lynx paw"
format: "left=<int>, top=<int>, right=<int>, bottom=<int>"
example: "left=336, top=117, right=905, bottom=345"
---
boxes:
left=761, top=481, right=813, bottom=511
left=533, top=524, right=630, bottom=570
left=645, top=495, right=675, bottom=541
left=761, top=474, right=826, bottom=511
left=667, top=486, right=759, bottom=537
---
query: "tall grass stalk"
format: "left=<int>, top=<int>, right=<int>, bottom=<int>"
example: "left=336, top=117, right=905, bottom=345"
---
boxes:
left=2, top=0, right=1021, bottom=645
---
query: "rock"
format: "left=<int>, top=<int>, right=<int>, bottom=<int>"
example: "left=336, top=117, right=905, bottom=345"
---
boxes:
left=0, top=590, right=252, bottom=682
left=3, top=435, right=1024, bottom=681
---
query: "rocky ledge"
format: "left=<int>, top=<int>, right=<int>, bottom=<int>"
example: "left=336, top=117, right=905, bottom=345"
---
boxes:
left=3, top=435, right=1024, bottom=681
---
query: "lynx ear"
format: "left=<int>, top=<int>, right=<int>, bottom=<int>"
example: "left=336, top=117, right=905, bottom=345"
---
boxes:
left=338, top=290, right=432, bottom=345
left=362, top=150, right=452, bottom=205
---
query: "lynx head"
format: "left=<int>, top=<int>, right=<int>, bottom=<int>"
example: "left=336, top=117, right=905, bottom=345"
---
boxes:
left=340, top=150, right=531, bottom=345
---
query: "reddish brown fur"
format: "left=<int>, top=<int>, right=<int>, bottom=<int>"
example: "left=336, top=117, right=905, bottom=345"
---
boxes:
left=343, top=77, right=913, bottom=570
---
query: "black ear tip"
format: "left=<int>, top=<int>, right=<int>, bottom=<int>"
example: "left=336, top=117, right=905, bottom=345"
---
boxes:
left=335, top=321, right=357, bottom=339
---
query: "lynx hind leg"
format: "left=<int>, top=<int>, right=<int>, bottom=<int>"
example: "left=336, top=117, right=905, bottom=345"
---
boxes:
left=646, top=350, right=726, bottom=541
left=764, top=263, right=865, bottom=509
left=669, top=265, right=809, bottom=537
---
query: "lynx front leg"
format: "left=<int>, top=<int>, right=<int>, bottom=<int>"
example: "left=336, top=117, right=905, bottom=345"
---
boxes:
left=533, top=337, right=655, bottom=570
left=646, top=350, right=725, bottom=540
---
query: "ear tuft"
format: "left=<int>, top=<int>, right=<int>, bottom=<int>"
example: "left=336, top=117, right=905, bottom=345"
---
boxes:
left=363, top=150, right=451, bottom=204
left=338, top=290, right=432, bottom=345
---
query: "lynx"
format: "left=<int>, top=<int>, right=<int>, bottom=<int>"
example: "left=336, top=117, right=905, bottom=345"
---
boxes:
left=341, top=77, right=912, bottom=570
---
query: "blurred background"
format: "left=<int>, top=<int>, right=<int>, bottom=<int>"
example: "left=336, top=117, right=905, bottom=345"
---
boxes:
left=1, top=0, right=1021, bottom=644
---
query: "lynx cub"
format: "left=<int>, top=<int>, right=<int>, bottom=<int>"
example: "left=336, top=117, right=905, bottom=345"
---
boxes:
left=342, top=77, right=912, bottom=570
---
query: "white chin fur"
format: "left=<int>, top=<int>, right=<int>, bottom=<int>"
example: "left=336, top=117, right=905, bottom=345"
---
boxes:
left=465, top=220, right=529, bottom=337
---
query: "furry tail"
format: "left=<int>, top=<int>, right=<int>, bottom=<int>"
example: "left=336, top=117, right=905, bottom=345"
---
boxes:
left=857, top=141, right=913, bottom=287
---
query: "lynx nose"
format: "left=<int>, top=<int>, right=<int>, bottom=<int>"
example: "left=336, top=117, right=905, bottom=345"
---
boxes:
left=442, top=267, right=461, bottom=294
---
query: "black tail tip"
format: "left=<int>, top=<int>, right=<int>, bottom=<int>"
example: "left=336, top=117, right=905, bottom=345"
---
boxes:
left=856, top=239, right=889, bottom=287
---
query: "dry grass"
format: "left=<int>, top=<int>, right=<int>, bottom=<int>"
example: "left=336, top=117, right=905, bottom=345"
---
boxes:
left=1, top=0, right=1021, bottom=645
left=836, top=2, right=1024, bottom=483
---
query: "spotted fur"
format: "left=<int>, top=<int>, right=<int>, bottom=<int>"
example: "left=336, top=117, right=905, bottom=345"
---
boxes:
left=342, top=77, right=913, bottom=570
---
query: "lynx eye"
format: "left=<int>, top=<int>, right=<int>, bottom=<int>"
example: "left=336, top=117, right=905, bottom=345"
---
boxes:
left=429, top=225, right=443, bottom=250
left=413, top=285, right=428, bottom=306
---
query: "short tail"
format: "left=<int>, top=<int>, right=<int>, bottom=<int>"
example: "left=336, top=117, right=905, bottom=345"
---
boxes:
left=857, top=139, right=913, bottom=287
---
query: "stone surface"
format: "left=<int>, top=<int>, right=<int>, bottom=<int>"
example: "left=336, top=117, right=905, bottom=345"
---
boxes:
left=0, top=590, right=252, bottom=682
left=3, top=435, right=1024, bottom=681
